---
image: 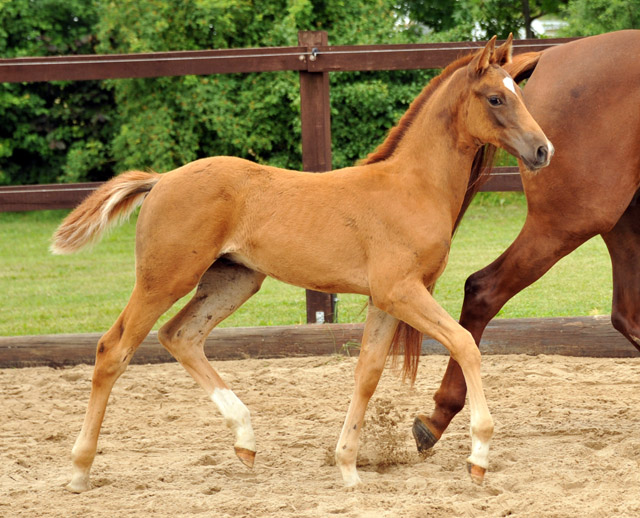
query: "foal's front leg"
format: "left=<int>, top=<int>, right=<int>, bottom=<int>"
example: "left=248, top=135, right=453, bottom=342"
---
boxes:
left=375, top=281, right=494, bottom=483
left=335, top=303, right=399, bottom=486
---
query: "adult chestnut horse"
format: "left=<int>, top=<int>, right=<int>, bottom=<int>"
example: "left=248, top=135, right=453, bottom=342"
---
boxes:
left=52, top=37, right=552, bottom=492
left=414, top=30, right=640, bottom=453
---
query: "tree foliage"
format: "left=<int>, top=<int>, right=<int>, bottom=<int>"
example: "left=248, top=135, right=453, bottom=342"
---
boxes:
left=96, top=0, right=427, bottom=174
left=397, top=0, right=571, bottom=40
left=1, top=0, right=428, bottom=184
left=560, top=0, right=640, bottom=36
left=0, top=0, right=116, bottom=185
left=1, top=0, right=638, bottom=185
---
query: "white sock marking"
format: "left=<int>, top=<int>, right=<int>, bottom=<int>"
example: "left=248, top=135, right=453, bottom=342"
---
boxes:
left=468, top=431, right=491, bottom=469
left=211, top=388, right=256, bottom=451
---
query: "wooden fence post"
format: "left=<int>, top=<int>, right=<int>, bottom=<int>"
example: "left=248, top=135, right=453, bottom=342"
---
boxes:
left=298, top=30, right=336, bottom=324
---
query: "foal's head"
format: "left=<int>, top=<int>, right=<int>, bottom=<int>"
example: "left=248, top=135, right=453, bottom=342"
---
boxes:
left=461, top=36, right=553, bottom=171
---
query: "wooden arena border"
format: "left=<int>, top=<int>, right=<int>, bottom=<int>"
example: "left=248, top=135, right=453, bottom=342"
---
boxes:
left=6, top=32, right=624, bottom=361
left=1, top=316, right=637, bottom=368
left=0, top=32, right=575, bottom=324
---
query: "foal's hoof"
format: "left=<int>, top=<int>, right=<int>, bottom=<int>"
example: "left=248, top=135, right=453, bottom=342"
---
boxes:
left=235, top=446, right=256, bottom=468
left=466, top=461, right=486, bottom=485
left=412, top=415, right=442, bottom=453
left=65, top=480, right=91, bottom=493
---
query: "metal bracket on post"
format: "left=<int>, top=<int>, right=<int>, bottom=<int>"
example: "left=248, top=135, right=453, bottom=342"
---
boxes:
left=298, top=31, right=336, bottom=324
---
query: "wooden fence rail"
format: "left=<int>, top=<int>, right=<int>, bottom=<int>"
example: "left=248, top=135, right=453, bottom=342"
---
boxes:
left=0, top=33, right=575, bottom=323
left=0, top=37, right=571, bottom=82
left=1, top=316, right=637, bottom=369
left=0, top=168, right=522, bottom=213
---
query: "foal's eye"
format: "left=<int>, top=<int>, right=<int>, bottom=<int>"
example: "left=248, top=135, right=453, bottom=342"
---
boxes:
left=488, top=96, right=502, bottom=106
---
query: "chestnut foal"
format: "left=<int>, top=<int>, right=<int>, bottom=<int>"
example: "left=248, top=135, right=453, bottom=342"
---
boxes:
left=52, top=36, right=551, bottom=491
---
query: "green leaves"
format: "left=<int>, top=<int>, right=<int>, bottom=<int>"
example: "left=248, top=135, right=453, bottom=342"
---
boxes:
left=0, top=0, right=113, bottom=185
left=330, top=71, right=432, bottom=167
left=95, top=0, right=425, bottom=174
left=560, top=0, right=640, bottom=36
left=2, top=0, right=636, bottom=186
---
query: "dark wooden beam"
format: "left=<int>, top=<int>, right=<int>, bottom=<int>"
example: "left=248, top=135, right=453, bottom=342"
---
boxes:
left=0, top=46, right=308, bottom=82
left=0, top=168, right=524, bottom=212
left=0, top=316, right=636, bottom=368
left=0, top=324, right=365, bottom=368
left=480, top=166, right=523, bottom=191
left=298, top=30, right=336, bottom=324
left=306, top=38, right=574, bottom=73
left=479, top=316, right=639, bottom=357
left=0, top=38, right=574, bottom=83
left=0, top=183, right=101, bottom=212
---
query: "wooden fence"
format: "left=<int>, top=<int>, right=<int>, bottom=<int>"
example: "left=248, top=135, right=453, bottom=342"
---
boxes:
left=1, top=316, right=638, bottom=368
left=0, top=32, right=570, bottom=213
left=0, top=32, right=575, bottom=325
left=0, top=33, right=635, bottom=365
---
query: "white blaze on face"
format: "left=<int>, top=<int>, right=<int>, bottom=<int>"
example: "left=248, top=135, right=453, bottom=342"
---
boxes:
left=503, top=76, right=517, bottom=95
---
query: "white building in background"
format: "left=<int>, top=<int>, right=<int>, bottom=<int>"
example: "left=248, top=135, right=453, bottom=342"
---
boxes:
left=528, top=17, right=568, bottom=37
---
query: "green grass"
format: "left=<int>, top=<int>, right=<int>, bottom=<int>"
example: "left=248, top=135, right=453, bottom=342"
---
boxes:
left=0, top=192, right=612, bottom=336
left=434, top=193, right=612, bottom=319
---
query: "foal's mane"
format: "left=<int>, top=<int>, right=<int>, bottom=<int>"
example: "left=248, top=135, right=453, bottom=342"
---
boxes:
left=359, top=50, right=497, bottom=233
left=361, top=53, right=476, bottom=166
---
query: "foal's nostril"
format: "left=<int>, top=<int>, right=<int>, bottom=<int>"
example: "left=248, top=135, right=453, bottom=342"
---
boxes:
left=536, top=145, right=548, bottom=164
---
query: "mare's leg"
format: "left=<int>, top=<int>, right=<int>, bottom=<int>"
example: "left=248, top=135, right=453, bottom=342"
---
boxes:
left=602, top=201, right=640, bottom=351
left=413, top=220, right=593, bottom=452
left=158, top=259, right=266, bottom=467
left=335, top=302, right=399, bottom=486
left=67, top=286, right=184, bottom=492
left=374, top=281, right=494, bottom=483
left=415, top=220, right=600, bottom=451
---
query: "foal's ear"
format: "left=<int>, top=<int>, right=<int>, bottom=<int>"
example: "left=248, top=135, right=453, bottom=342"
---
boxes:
left=470, top=35, right=497, bottom=76
left=494, top=33, right=514, bottom=66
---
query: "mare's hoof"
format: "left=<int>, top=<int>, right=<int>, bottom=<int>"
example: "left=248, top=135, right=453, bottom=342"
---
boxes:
left=412, top=415, right=442, bottom=452
left=466, top=461, right=486, bottom=485
left=235, top=446, right=256, bottom=468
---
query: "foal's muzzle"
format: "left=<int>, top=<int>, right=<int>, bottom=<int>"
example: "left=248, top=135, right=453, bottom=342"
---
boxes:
left=517, top=137, right=554, bottom=171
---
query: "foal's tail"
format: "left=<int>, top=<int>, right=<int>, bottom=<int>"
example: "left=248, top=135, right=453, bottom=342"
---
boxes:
left=390, top=322, right=423, bottom=385
left=51, top=171, right=160, bottom=255
left=388, top=51, right=546, bottom=384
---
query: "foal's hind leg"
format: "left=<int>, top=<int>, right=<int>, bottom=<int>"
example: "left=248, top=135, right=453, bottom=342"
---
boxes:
left=67, top=287, right=179, bottom=493
left=335, top=302, right=399, bottom=486
left=158, top=260, right=266, bottom=467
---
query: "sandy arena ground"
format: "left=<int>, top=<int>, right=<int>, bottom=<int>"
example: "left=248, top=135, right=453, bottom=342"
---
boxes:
left=2, top=353, right=640, bottom=517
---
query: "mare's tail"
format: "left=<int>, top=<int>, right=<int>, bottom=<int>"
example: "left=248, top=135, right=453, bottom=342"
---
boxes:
left=504, top=51, right=543, bottom=83
left=51, top=171, right=160, bottom=255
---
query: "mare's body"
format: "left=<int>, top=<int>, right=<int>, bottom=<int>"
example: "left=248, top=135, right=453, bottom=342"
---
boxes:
left=414, top=30, right=640, bottom=451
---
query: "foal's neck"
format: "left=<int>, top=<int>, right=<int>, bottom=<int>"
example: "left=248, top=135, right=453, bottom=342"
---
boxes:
left=391, top=71, right=480, bottom=215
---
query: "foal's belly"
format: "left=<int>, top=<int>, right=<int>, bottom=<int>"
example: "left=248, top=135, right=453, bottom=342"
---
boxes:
left=224, top=250, right=371, bottom=296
